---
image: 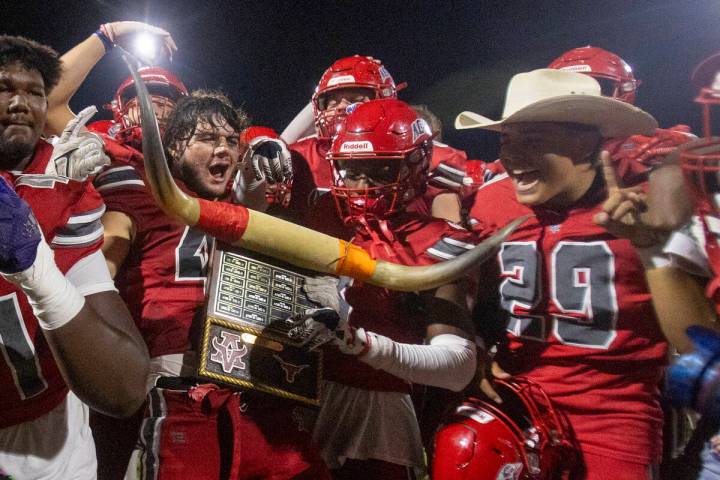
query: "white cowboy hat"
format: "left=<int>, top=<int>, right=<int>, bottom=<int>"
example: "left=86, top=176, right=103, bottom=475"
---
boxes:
left=455, top=68, right=657, bottom=138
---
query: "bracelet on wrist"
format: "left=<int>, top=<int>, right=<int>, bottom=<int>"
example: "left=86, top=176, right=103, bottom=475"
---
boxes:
left=94, top=27, right=115, bottom=53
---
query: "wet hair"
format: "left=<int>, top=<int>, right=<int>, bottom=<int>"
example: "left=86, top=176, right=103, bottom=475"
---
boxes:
left=0, top=35, right=61, bottom=93
left=162, top=89, right=249, bottom=161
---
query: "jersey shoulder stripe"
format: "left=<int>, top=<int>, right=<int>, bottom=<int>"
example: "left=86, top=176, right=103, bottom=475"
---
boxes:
left=51, top=205, right=106, bottom=248
left=94, top=165, right=145, bottom=192
left=15, top=174, right=70, bottom=189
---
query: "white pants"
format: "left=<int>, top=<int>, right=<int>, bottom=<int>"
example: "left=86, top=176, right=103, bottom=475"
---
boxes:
left=312, top=380, right=425, bottom=473
left=0, top=391, right=97, bottom=479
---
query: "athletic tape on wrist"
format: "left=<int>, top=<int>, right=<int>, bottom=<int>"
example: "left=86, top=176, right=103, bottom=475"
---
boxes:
left=2, top=241, right=85, bottom=330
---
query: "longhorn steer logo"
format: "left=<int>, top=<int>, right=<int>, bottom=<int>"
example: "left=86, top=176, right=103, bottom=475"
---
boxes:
left=272, top=354, right=309, bottom=383
left=210, top=331, right=249, bottom=373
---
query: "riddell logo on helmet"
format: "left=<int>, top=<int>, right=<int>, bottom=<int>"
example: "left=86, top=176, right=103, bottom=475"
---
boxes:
left=327, top=75, right=356, bottom=87
left=559, top=64, right=593, bottom=72
left=340, top=141, right=374, bottom=152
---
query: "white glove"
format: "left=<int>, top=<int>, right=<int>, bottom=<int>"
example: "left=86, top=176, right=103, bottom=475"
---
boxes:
left=46, top=107, right=110, bottom=181
left=248, top=136, right=292, bottom=185
left=286, top=307, right=370, bottom=355
left=232, top=137, right=292, bottom=209
left=302, top=275, right=342, bottom=312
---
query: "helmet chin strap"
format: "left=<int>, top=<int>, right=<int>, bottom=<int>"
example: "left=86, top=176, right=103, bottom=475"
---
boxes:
left=356, top=216, right=396, bottom=261
left=354, top=215, right=416, bottom=267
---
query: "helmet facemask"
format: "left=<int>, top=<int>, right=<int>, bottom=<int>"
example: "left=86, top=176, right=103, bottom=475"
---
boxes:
left=312, top=56, right=400, bottom=141
left=315, top=87, right=377, bottom=140
left=331, top=146, right=430, bottom=225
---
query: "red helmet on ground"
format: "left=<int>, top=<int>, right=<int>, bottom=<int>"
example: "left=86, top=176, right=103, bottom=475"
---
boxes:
left=432, top=379, right=574, bottom=480
left=548, top=46, right=639, bottom=104
left=312, top=55, right=399, bottom=141
left=108, top=67, right=188, bottom=147
left=328, top=99, right=432, bottom=224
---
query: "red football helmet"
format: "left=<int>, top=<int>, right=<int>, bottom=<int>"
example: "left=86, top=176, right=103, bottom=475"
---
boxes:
left=312, top=55, right=400, bottom=140
left=548, top=46, right=639, bottom=104
left=432, top=378, right=575, bottom=480
left=681, top=53, right=720, bottom=218
left=689, top=52, right=720, bottom=139
left=328, top=98, right=432, bottom=224
left=108, top=67, right=188, bottom=147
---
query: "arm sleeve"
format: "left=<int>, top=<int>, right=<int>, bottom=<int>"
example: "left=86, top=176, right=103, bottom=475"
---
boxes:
left=360, top=332, right=477, bottom=392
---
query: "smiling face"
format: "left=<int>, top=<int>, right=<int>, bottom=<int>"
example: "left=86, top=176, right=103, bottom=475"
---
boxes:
left=0, top=63, right=47, bottom=170
left=499, top=122, right=601, bottom=208
left=171, top=114, right=241, bottom=200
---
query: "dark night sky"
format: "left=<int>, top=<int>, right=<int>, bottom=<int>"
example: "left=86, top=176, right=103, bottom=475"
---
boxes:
left=4, top=0, right=720, bottom=159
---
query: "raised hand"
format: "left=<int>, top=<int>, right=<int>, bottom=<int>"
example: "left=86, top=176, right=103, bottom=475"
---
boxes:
left=232, top=136, right=293, bottom=208
left=99, top=21, right=177, bottom=61
left=0, top=178, right=41, bottom=274
left=248, top=136, right=292, bottom=185
left=592, top=151, right=664, bottom=247
left=46, top=106, right=109, bottom=181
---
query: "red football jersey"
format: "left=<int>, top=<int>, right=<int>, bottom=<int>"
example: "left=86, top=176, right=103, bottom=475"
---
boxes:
left=288, top=135, right=468, bottom=218
left=0, top=141, right=105, bottom=428
left=310, top=197, right=478, bottom=392
left=468, top=173, right=667, bottom=465
left=95, top=160, right=213, bottom=358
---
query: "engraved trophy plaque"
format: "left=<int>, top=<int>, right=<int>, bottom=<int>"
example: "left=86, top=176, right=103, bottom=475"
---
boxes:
left=198, top=242, right=323, bottom=406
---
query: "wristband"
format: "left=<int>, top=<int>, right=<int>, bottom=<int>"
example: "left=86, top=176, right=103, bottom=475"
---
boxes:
left=2, top=241, right=85, bottom=330
left=94, top=28, right=115, bottom=53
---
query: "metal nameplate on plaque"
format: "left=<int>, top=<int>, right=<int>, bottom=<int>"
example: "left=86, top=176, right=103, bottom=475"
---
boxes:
left=198, top=243, right=323, bottom=406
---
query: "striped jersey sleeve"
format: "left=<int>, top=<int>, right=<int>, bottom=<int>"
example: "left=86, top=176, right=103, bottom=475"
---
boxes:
left=50, top=204, right=106, bottom=248
left=93, top=163, right=145, bottom=193
left=424, top=221, right=478, bottom=262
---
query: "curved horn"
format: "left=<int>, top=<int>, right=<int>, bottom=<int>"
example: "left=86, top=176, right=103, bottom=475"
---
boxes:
left=123, top=55, right=200, bottom=225
left=124, top=57, right=528, bottom=291
left=367, top=215, right=529, bottom=291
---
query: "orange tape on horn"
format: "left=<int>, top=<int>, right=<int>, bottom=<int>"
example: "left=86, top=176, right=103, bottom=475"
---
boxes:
left=335, top=240, right=377, bottom=281
left=197, top=198, right=250, bottom=243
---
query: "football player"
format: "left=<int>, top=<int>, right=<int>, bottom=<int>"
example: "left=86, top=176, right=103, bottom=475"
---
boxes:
left=610, top=51, right=720, bottom=480
left=98, top=90, right=330, bottom=479
left=295, top=98, right=479, bottom=479
left=0, top=35, right=149, bottom=479
left=275, top=55, right=470, bottom=223
left=549, top=46, right=694, bottom=187
left=457, top=68, right=667, bottom=479
left=43, top=22, right=188, bottom=479
left=462, top=47, right=692, bottom=198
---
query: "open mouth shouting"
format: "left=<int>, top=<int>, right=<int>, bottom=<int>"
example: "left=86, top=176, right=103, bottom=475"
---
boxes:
left=208, top=160, right=231, bottom=183
left=509, top=169, right=541, bottom=193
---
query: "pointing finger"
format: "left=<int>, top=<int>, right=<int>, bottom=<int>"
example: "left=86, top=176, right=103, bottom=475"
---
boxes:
left=600, top=150, right=621, bottom=192
left=60, top=106, right=98, bottom=143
